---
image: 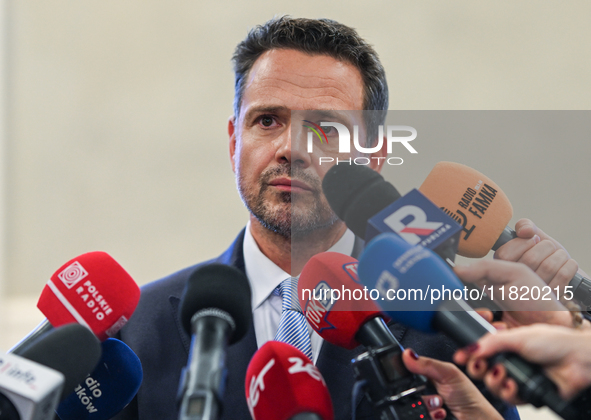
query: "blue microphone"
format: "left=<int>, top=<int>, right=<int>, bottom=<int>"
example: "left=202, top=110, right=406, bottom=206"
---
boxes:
left=56, top=338, right=142, bottom=420
left=357, top=232, right=491, bottom=341
left=357, top=233, right=578, bottom=419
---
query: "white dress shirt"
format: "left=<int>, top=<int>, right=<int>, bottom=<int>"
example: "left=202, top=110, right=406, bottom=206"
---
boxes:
left=243, top=221, right=355, bottom=364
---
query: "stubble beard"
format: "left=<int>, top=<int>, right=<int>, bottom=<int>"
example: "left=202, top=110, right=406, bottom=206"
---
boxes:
left=236, top=165, right=339, bottom=240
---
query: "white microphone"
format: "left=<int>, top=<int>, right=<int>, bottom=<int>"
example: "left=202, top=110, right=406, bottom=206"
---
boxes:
left=0, top=350, right=64, bottom=420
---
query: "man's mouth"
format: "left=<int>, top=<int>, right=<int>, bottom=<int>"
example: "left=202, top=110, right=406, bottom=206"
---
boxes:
left=268, top=177, right=314, bottom=193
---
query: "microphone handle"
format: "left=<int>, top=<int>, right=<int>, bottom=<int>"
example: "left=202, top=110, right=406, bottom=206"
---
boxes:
left=355, top=316, right=400, bottom=349
left=178, top=311, right=232, bottom=420
left=491, top=226, right=518, bottom=251
left=434, top=299, right=577, bottom=418
left=290, top=413, right=323, bottom=420
left=490, top=353, right=578, bottom=420
left=434, top=299, right=496, bottom=346
left=492, top=226, right=591, bottom=311
left=9, top=319, right=53, bottom=355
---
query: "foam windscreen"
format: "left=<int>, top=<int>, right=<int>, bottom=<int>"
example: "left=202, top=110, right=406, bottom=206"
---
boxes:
left=298, top=252, right=383, bottom=349
left=56, top=338, right=142, bottom=420
left=37, top=251, right=140, bottom=341
left=358, top=233, right=463, bottom=333
left=419, top=161, right=513, bottom=258
left=245, top=341, right=333, bottom=420
left=17, top=323, right=102, bottom=399
left=322, top=164, right=401, bottom=237
left=179, top=263, right=252, bottom=345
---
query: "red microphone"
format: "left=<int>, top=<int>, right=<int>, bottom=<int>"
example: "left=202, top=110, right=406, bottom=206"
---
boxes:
left=11, top=251, right=140, bottom=353
left=299, top=253, right=433, bottom=420
left=298, top=252, right=395, bottom=350
left=245, top=341, right=333, bottom=420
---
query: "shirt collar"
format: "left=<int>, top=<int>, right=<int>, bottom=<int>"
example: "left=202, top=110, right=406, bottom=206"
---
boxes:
left=243, top=221, right=356, bottom=310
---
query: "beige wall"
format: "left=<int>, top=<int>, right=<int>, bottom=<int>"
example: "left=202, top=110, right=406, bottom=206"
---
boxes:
left=0, top=0, right=6, bottom=298
left=3, top=1, right=590, bottom=296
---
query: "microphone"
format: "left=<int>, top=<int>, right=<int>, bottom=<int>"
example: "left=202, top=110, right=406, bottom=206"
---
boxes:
left=14, top=323, right=102, bottom=400
left=56, top=338, right=142, bottom=420
left=322, top=164, right=462, bottom=264
left=177, top=263, right=252, bottom=420
left=357, top=232, right=579, bottom=420
left=321, top=164, right=497, bottom=313
left=419, top=161, right=591, bottom=309
left=298, top=252, right=431, bottom=420
left=245, top=341, right=333, bottom=420
left=298, top=251, right=396, bottom=350
left=322, top=164, right=402, bottom=238
left=418, top=161, right=514, bottom=258
left=298, top=252, right=400, bottom=350
left=0, top=351, right=64, bottom=420
left=10, top=251, right=140, bottom=353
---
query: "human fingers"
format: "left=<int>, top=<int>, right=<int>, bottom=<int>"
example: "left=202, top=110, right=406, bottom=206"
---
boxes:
left=494, top=235, right=540, bottom=262
left=421, top=395, right=446, bottom=420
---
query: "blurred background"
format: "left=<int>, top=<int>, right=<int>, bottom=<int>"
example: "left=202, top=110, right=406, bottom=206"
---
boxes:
left=0, top=2, right=589, bottom=418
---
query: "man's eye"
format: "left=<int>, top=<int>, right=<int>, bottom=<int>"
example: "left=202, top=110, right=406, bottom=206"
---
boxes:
left=260, top=116, right=275, bottom=127
left=323, top=126, right=335, bottom=135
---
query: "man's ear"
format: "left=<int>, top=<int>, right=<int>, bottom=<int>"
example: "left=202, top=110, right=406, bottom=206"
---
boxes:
left=369, top=134, right=388, bottom=173
left=228, top=115, right=237, bottom=173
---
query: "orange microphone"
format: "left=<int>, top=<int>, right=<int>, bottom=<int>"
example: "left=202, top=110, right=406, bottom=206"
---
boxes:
left=420, top=162, right=591, bottom=309
left=419, top=161, right=513, bottom=258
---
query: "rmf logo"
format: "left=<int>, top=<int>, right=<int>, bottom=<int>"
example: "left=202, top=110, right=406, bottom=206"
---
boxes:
left=247, top=358, right=275, bottom=411
left=304, top=121, right=418, bottom=154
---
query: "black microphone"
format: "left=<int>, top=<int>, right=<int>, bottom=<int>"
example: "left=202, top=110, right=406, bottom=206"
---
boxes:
left=177, top=263, right=252, bottom=420
left=322, top=163, right=461, bottom=264
left=14, top=323, right=102, bottom=400
left=322, top=163, right=401, bottom=239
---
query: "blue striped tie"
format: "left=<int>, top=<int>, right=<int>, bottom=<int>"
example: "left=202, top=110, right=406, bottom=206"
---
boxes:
left=273, top=277, right=313, bottom=361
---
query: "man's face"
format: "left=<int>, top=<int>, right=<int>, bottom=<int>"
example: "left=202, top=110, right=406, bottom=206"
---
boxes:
left=228, top=49, right=367, bottom=238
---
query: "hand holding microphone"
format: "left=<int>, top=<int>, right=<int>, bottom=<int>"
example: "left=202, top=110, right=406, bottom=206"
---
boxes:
left=454, top=324, right=591, bottom=403
left=401, top=349, right=504, bottom=420
left=493, top=218, right=584, bottom=290
left=454, top=259, right=579, bottom=329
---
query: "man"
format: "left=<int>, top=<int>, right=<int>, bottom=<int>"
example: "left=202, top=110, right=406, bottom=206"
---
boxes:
left=115, top=17, right=520, bottom=419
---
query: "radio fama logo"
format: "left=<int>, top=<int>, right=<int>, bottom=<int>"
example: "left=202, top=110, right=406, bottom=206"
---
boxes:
left=58, top=261, right=89, bottom=289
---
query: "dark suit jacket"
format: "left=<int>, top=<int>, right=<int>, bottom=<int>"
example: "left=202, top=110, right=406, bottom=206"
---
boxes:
left=114, top=229, right=519, bottom=420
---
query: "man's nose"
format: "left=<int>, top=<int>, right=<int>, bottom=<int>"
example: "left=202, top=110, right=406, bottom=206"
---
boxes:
left=275, top=122, right=311, bottom=167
